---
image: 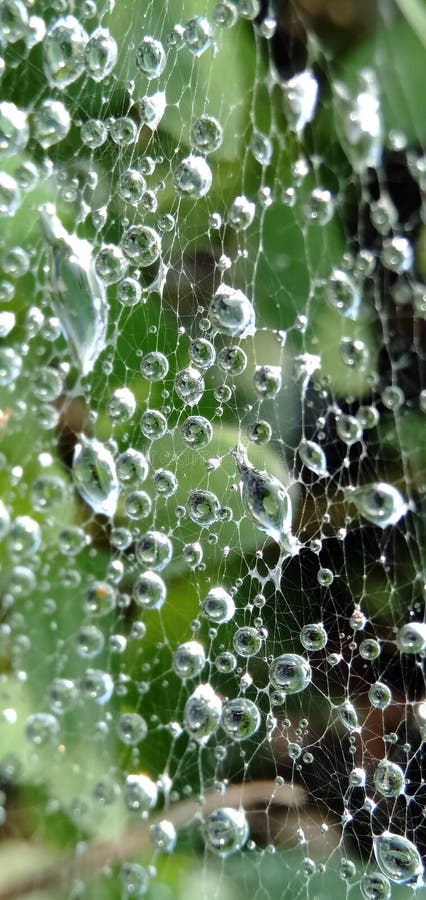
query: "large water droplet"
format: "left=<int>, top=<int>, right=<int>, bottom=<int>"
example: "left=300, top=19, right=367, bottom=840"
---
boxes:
left=191, top=115, right=223, bottom=153
left=374, top=760, right=405, bottom=797
left=136, top=36, right=166, bottom=77
left=43, top=15, right=88, bottom=88
left=184, top=683, right=222, bottom=741
left=269, top=653, right=311, bottom=694
left=204, top=807, right=249, bottom=857
left=187, top=490, right=220, bottom=525
left=396, top=622, right=426, bottom=654
left=282, top=70, right=318, bottom=133
left=72, top=437, right=119, bottom=517
left=201, top=587, right=235, bottom=623
left=374, top=832, right=423, bottom=884
left=360, top=872, right=391, bottom=900
left=234, top=443, right=292, bottom=545
left=221, top=698, right=260, bottom=740
left=85, top=27, right=117, bottom=81
left=348, top=483, right=407, bottom=527
left=173, top=641, right=206, bottom=678
left=174, top=155, right=212, bottom=198
left=40, top=204, right=107, bottom=376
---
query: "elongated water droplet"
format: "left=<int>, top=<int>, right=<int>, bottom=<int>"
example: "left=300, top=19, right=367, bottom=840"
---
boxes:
left=374, top=832, right=423, bottom=885
left=348, top=483, right=407, bottom=527
left=40, top=204, right=107, bottom=376
left=233, top=443, right=292, bottom=545
left=72, top=437, right=119, bottom=517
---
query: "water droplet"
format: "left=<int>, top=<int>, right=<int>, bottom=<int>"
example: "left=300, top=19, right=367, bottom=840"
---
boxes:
left=227, top=194, right=255, bottom=230
left=298, top=440, right=327, bottom=476
left=140, top=409, right=167, bottom=440
left=72, top=437, right=119, bottom=517
left=247, top=420, right=272, bottom=444
left=204, top=807, right=249, bottom=856
left=282, top=70, right=318, bottom=133
left=76, top=624, right=104, bottom=658
left=175, top=366, right=205, bottom=405
left=214, top=651, right=237, bottom=672
left=374, top=760, right=405, bottom=797
left=336, top=701, right=359, bottom=732
left=0, top=171, right=20, bottom=216
left=124, top=490, right=152, bottom=520
left=300, top=623, right=327, bottom=651
left=253, top=365, right=281, bottom=398
left=269, top=653, right=311, bottom=694
left=150, top=819, right=176, bottom=853
left=325, top=269, right=360, bottom=319
left=109, top=116, right=138, bottom=145
left=349, top=483, right=407, bottom=527
left=117, top=712, right=147, bottom=746
left=0, top=346, right=21, bottom=384
left=336, top=414, right=362, bottom=445
left=396, top=622, right=426, bottom=654
left=349, top=767, right=366, bottom=787
left=136, top=36, right=166, bottom=77
left=183, top=16, right=213, bottom=56
left=190, top=338, right=216, bottom=369
left=154, top=469, right=178, bottom=497
left=184, top=683, right=222, bottom=740
left=120, top=862, right=149, bottom=897
left=233, top=626, right=262, bottom=657
left=209, top=285, right=255, bottom=337
left=360, top=871, right=391, bottom=900
left=84, top=581, right=116, bottom=617
left=40, top=204, right=107, bottom=376
left=133, top=571, right=166, bottom=610
left=43, top=15, right=88, bottom=88
left=201, top=587, right=235, bottom=623
left=381, top=237, right=413, bottom=274
left=234, top=443, right=292, bottom=545
left=374, top=832, right=423, bottom=884
left=8, top=515, right=41, bottom=558
left=81, top=118, right=108, bottom=148
left=174, top=155, right=212, bottom=198
left=356, top=639, right=379, bottom=663
left=183, top=541, right=203, bottom=568
left=126, top=774, right=157, bottom=812
left=214, top=1, right=238, bottom=28
left=191, top=116, right=223, bottom=153
left=85, top=27, right=117, bottom=81
left=121, top=225, right=161, bottom=267
left=139, top=91, right=166, bottom=130
left=26, top=712, right=60, bottom=745
left=250, top=130, right=273, bottom=165
left=187, top=489, right=220, bottom=525
left=340, top=337, right=369, bottom=369
left=217, top=345, right=247, bottom=375
left=221, top=698, right=260, bottom=740
left=135, top=531, right=172, bottom=570
left=116, top=448, right=148, bottom=485
left=79, top=669, right=114, bottom=704
left=369, top=682, right=392, bottom=709
left=0, top=101, right=28, bottom=156
left=0, top=0, right=28, bottom=43
left=118, top=169, right=146, bottom=205
left=49, top=678, right=78, bottom=715
left=173, top=641, right=206, bottom=678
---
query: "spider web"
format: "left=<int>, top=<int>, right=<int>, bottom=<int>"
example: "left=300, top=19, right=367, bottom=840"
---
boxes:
left=0, top=0, right=425, bottom=898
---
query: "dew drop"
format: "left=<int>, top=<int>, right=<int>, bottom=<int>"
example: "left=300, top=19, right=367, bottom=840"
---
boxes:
left=234, top=443, right=292, bottom=545
left=269, top=653, right=311, bottom=694
left=174, top=155, right=212, bottom=198
left=374, top=832, right=423, bottom=884
left=72, top=437, right=119, bottom=517
left=204, top=806, right=249, bottom=856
